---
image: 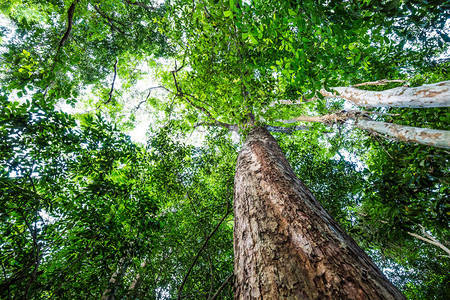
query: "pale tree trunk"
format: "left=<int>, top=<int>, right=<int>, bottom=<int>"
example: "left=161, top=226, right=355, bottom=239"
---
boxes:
left=284, top=111, right=450, bottom=149
left=320, top=81, right=450, bottom=108
left=355, top=120, right=450, bottom=149
left=128, top=261, right=147, bottom=296
left=101, top=258, right=129, bottom=300
left=233, top=126, right=405, bottom=299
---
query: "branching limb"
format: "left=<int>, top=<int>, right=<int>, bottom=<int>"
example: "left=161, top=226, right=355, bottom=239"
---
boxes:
left=133, top=86, right=171, bottom=111
left=128, top=260, right=147, bottom=294
left=356, top=120, right=450, bottom=149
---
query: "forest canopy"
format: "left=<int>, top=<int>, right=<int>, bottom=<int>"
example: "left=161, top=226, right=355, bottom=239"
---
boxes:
left=0, top=0, right=449, bottom=299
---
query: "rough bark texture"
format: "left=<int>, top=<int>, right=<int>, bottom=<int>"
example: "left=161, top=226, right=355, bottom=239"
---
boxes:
left=233, top=126, right=405, bottom=299
left=356, top=120, right=450, bottom=149
left=320, top=81, right=450, bottom=108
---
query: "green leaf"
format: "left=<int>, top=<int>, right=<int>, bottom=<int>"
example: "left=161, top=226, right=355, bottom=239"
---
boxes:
left=288, top=9, right=297, bottom=16
left=224, top=11, right=232, bottom=17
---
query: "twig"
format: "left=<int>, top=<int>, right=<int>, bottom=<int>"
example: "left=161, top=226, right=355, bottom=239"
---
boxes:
left=371, top=133, right=394, bottom=159
left=209, top=274, right=234, bottom=300
left=177, top=203, right=231, bottom=299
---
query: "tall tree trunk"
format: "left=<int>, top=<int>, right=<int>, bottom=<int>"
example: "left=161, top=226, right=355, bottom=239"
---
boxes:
left=233, top=126, right=405, bottom=299
left=320, top=81, right=450, bottom=108
left=355, top=120, right=450, bottom=149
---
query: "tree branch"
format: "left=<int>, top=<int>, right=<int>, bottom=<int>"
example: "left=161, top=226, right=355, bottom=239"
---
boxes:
left=123, top=0, right=156, bottom=10
left=195, top=121, right=238, bottom=132
left=92, top=5, right=127, bottom=35
left=134, top=85, right=170, bottom=112
left=407, top=232, right=450, bottom=256
left=209, top=274, right=234, bottom=300
left=105, top=57, right=119, bottom=105
left=266, top=125, right=308, bottom=134
left=57, top=0, right=78, bottom=52
left=177, top=203, right=231, bottom=299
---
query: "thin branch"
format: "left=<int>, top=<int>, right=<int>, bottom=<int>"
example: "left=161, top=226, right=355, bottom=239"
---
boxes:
left=105, top=57, right=119, bottom=105
left=266, top=125, right=308, bottom=134
left=123, top=0, right=156, bottom=10
left=270, top=97, right=316, bottom=106
left=370, top=133, right=394, bottom=159
left=92, top=5, right=127, bottom=35
left=134, top=86, right=169, bottom=111
left=407, top=232, right=450, bottom=256
left=177, top=204, right=231, bottom=300
left=198, top=0, right=212, bottom=18
left=195, top=121, right=238, bottom=132
left=183, top=94, right=215, bottom=120
left=209, top=274, right=234, bottom=300
left=48, top=232, right=99, bottom=286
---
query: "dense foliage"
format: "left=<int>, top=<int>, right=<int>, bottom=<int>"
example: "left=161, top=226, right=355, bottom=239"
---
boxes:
left=1, top=0, right=449, bottom=299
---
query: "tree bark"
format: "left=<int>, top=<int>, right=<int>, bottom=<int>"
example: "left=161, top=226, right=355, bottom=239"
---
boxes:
left=320, top=81, right=450, bottom=108
left=233, top=126, right=405, bottom=299
left=356, top=120, right=450, bottom=149
left=101, top=258, right=129, bottom=300
left=283, top=112, right=450, bottom=149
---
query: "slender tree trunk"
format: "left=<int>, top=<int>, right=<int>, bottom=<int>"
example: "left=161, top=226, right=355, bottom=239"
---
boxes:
left=356, top=120, right=450, bottom=149
left=101, top=258, right=129, bottom=300
left=128, top=261, right=147, bottom=296
left=320, top=81, right=450, bottom=108
left=233, top=126, right=405, bottom=299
